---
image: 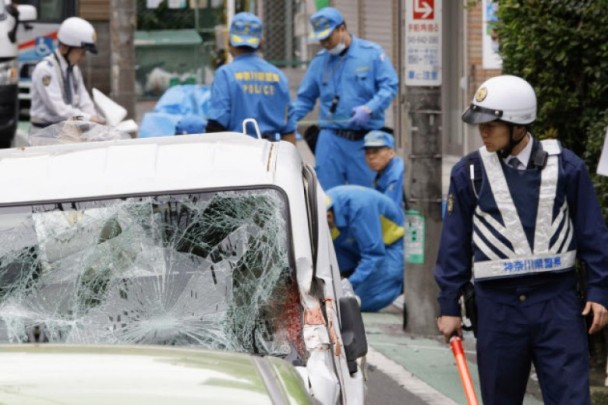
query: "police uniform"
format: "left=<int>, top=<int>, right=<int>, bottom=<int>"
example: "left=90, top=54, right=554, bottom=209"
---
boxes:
left=30, top=50, right=97, bottom=127
left=293, top=36, right=399, bottom=189
left=206, top=53, right=295, bottom=139
left=373, top=156, right=405, bottom=210
left=328, top=185, right=404, bottom=312
left=435, top=137, right=608, bottom=404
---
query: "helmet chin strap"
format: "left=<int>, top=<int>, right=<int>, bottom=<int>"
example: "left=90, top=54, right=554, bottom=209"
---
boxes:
left=60, top=46, right=75, bottom=67
left=497, top=124, right=526, bottom=159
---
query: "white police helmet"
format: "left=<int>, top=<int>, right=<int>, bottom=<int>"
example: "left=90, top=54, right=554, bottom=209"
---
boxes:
left=58, top=17, right=98, bottom=54
left=462, top=75, right=536, bottom=125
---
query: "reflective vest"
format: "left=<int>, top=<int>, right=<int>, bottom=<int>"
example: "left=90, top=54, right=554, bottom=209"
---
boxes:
left=472, top=140, right=576, bottom=280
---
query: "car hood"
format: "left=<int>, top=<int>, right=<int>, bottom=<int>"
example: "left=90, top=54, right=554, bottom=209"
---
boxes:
left=0, top=344, right=312, bottom=404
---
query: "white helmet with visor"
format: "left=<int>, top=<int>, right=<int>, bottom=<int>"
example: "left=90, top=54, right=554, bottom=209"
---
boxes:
left=57, top=17, right=98, bottom=54
left=462, top=75, right=536, bottom=125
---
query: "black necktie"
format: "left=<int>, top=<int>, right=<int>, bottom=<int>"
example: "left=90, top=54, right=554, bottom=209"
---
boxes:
left=508, top=157, right=522, bottom=170
left=65, top=65, right=74, bottom=105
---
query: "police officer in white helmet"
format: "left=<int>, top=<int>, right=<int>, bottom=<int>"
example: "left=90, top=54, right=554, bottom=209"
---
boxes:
left=30, top=17, right=104, bottom=130
left=435, top=74, right=608, bottom=404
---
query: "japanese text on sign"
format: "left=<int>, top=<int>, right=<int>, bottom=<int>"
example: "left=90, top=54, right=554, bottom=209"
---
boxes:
left=405, top=0, right=442, bottom=86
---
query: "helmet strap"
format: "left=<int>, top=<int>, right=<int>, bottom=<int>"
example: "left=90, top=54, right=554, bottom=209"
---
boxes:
left=497, top=124, right=526, bottom=159
left=60, top=46, right=75, bottom=67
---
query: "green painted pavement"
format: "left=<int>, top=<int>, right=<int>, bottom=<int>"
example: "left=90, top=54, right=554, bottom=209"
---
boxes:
left=363, top=312, right=544, bottom=405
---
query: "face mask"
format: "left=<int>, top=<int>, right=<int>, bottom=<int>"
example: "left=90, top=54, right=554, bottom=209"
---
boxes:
left=327, top=31, right=346, bottom=55
left=328, top=42, right=346, bottom=55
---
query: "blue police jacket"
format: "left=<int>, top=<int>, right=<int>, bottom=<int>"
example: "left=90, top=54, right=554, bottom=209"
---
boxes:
left=327, top=185, right=404, bottom=289
left=207, top=53, right=296, bottom=137
left=374, top=156, right=405, bottom=210
left=434, top=138, right=608, bottom=316
left=292, top=36, right=398, bottom=130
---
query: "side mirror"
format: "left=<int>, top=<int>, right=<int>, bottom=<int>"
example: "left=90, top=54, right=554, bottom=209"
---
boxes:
left=17, top=5, right=37, bottom=23
left=339, top=296, right=368, bottom=374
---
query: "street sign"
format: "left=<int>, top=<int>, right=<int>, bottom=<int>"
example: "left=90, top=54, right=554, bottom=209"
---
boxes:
left=404, top=0, right=442, bottom=86
left=405, top=209, right=425, bottom=264
left=482, top=0, right=502, bottom=69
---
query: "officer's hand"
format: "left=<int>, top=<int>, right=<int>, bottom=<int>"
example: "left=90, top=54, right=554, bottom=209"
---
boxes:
left=582, top=301, right=608, bottom=334
left=349, top=105, right=371, bottom=127
left=90, top=115, right=106, bottom=125
left=437, top=315, right=462, bottom=343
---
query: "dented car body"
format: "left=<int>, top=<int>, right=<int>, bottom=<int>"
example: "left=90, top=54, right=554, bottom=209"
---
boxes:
left=0, top=133, right=367, bottom=404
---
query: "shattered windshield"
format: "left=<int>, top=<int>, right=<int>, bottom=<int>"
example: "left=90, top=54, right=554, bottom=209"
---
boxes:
left=0, top=188, right=304, bottom=359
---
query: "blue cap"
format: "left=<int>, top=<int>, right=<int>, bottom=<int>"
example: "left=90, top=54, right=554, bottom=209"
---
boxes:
left=309, top=7, right=344, bottom=42
left=363, top=130, right=395, bottom=148
left=175, top=115, right=207, bottom=135
left=229, top=12, right=263, bottom=49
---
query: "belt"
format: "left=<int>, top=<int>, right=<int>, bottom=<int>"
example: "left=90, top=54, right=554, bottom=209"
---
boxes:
left=261, top=132, right=280, bottom=142
left=329, top=129, right=368, bottom=141
left=31, top=121, right=53, bottom=129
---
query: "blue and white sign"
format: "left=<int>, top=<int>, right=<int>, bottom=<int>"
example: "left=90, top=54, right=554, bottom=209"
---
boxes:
left=405, top=0, right=442, bottom=86
left=35, top=36, right=54, bottom=57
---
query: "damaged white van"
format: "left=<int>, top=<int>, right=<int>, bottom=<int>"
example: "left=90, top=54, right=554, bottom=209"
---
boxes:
left=0, top=127, right=367, bottom=404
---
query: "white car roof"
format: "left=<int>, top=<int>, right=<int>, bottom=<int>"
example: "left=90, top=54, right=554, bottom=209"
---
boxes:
left=0, top=132, right=303, bottom=204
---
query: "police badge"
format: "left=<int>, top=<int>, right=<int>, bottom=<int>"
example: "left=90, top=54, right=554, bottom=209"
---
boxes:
left=447, top=193, right=454, bottom=215
left=42, top=75, right=51, bottom=86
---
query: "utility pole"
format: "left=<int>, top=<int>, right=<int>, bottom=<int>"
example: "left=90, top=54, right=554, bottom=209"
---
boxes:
left=402, top=0, right=443, bottom=335
left=109, top=0, right=136, bottom=120
left=404, top=87, right=442, bottom=335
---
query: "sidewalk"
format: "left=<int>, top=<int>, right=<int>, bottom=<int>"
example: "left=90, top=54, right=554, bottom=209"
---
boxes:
left=363, top=309, right=545, bottom=405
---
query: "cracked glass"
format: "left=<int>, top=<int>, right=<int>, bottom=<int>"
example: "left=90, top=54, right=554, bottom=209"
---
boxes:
left=0, top=188, right=305, bottom=360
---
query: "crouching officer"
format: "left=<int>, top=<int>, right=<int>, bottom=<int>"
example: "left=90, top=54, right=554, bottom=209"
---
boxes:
left=30, top=17, right=104, bottom=129
left=326, top=185, right=404, bottom=312
left=363, top=129, right=405, bottom=211
left=434, top=74, right=608, bottom=404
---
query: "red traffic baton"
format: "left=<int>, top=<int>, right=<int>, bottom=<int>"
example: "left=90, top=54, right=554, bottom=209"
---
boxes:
left=450, top=336, right=479, bottom=405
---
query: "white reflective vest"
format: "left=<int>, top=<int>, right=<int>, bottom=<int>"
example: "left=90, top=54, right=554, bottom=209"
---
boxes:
left=472, top=140, right=576, bottom=280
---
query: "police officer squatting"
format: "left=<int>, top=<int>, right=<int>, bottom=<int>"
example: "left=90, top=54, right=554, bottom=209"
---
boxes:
left=435, top=74, right=608, bottom=404
left=363, top=129, right=406, bottom=212
left=326, top=185, right=404, bottom=312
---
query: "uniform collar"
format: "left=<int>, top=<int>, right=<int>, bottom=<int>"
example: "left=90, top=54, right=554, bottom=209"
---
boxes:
left=376, top=156, right=397, bottom=178
left=506, top=133, right=533, bottom=168
left=233, top=52, right=259, bottom=60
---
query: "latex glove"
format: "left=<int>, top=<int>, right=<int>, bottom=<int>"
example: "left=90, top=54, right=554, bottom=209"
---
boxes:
left=349, top=105, right=372, bottom=127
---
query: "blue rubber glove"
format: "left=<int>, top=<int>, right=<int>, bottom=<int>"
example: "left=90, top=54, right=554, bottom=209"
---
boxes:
left=350, top=105, right=372, bottom=127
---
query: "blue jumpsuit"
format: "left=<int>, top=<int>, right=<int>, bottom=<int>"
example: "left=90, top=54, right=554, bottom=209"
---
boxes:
left=373, top=156, right=405, bottom=210
left=434, top=138, right=608, bottom=404
left=207, top=53, right=296, bottom=138
left=293, top=37, right=398, bottom=190
left=327, top=185, right=404, bottom=312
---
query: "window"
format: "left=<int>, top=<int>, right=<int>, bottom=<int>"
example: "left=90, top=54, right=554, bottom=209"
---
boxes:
left=18, top=0, right=76, bottom=23
left=0, top=188, right=304, bottom=359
